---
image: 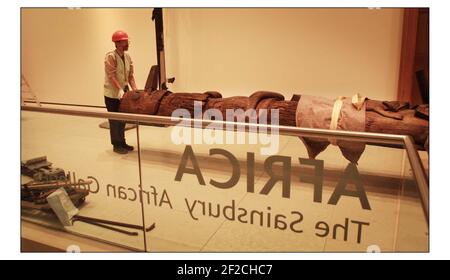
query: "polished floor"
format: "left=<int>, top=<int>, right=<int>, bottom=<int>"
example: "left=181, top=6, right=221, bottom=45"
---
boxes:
left=21, top=107, right=429, bottom=252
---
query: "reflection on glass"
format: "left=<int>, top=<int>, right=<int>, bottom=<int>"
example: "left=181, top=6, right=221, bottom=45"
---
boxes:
left=137, top=124, right=428, bottom=252
left=21, top=111, right=147, bottom=251
left=21, top=109, right=428, bottom=252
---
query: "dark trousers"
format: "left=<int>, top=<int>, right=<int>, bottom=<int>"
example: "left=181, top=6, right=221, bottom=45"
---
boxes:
left=104, top=96, right=126, bottom=147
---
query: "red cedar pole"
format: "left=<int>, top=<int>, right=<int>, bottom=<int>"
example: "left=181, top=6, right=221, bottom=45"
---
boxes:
left=119, top=91, right=428, bottom=148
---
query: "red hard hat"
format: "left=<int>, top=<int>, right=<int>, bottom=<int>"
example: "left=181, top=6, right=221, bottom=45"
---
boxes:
left=112, top=30, right=129, bottom=42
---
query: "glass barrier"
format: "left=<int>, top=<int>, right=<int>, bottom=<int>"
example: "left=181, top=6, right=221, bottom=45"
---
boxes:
left=21, top=109, right=147, bottom=251
left=20, top=105, right=429, bottom=252
left=136, top=123, right=428, bottom=252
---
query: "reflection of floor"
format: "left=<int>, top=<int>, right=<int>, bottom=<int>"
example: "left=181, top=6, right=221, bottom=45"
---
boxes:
left=21, top=110, right=429, bottom=252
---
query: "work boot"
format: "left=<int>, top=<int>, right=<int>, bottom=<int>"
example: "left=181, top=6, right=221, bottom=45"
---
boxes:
left=113, top=146, right=128, bottom=154
left=122, top=143, right=134, bottom=151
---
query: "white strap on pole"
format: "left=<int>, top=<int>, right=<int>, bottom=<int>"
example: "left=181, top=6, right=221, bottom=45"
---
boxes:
left=352, top=93, right=366, bottom=111
left=329, top=96, right=345, bottom=145
left=329, top=93, right=366, bottom=145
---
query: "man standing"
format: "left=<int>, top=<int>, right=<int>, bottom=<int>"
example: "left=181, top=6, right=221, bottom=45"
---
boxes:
left=104, top=30, right=138, bottom=154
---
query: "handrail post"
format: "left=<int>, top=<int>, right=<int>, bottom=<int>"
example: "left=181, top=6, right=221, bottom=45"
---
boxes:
left=403, top=135, right=429, bottom=223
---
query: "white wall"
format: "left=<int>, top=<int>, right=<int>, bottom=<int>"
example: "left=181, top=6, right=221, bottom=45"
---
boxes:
left=21, top=8, right=404, bottom=105
left=21, top=8, right=156, bottom=105
left=165, top=8, right=404, bottom=100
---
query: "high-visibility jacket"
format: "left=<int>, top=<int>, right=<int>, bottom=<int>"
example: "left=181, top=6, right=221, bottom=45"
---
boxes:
left=104, top=50, right=134, bottom=99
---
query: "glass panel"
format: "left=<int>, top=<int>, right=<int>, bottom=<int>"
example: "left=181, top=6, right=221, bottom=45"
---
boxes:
left=394, top=150, right=429, bottom=252
left=21, top=109, right=146, bottom=251
left=137, top=123, right=428, bottom=252
left=21, top=108, right=429, bottom=252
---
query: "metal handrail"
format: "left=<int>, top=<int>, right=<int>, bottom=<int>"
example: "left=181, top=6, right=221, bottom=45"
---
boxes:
left=21, top=105, right=407, bottom=143
left=21, top=104, right=429, bottom=222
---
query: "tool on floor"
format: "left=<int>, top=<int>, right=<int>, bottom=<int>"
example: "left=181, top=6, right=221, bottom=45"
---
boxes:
left=46, top=187, right=155, bottom=236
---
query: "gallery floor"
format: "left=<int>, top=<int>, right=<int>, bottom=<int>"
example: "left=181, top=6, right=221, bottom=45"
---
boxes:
left=20, top=106, right=429, bottom=252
